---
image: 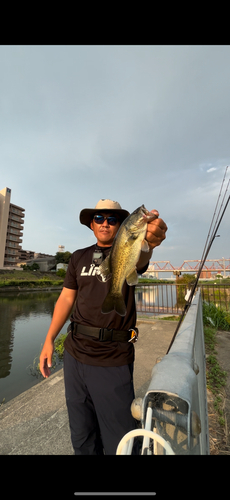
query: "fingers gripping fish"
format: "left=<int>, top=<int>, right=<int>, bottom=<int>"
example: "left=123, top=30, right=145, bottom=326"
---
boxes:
left=98, top=205, right=158, bottom=316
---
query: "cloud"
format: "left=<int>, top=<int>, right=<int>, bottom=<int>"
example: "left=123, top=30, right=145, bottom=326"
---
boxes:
left=207, top=167, right=217, bottom=173
left=0, top=45, right=230, bottom=265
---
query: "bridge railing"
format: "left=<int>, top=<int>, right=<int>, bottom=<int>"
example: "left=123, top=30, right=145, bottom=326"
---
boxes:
left=135, top=282, right=230, bottom=315
left=135, top=283, right=186, bottom=315
left=117, top=289, right=210, bottom=455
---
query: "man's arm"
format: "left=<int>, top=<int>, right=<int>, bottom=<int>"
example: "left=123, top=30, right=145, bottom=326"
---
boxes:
left=39, top=287, right=77, bottom=378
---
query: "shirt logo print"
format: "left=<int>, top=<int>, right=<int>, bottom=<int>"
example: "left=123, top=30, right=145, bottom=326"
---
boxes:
left=80, top=264, right=107, bottom=282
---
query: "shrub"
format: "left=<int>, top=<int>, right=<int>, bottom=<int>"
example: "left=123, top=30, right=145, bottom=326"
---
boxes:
left=54, top=333, right=68, bottom=359
left=203, top=301, right=230, bottom=331
left=56, top=268, right=66, bottom=278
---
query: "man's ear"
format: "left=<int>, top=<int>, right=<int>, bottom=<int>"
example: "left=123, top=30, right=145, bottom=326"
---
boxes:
left=90, top=220, right=94, bottom=230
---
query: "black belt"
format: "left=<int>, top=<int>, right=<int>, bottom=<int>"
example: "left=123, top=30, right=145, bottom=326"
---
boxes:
left=72, top=323, right=138, bottom=343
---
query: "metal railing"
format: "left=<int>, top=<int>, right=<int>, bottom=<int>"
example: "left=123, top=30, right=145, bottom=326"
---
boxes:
left=117, top=289, right=210, bottom=455
left=135, top=283, right=230, bottom=315
left=200, top=284, right=230, bottom=311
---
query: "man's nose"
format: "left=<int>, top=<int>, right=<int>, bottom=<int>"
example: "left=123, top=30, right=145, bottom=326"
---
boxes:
left=101, top=218, right=109, bottom=226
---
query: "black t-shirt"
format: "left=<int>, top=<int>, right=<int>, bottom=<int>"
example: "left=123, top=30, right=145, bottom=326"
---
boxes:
left=63, top=244, right=148, bottom=367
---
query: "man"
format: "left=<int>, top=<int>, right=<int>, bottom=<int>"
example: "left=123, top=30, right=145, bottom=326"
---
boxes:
left=40, top=199, right=167, bottom=454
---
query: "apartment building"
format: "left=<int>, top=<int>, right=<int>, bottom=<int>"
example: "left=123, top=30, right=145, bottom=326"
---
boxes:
left=0, top=187, right=25, bottom=268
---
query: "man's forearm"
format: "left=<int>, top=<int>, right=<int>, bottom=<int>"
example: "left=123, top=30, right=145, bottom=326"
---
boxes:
left=40, top=287, right=77, bottom=378
left=45, top=290, right=77, bottom=341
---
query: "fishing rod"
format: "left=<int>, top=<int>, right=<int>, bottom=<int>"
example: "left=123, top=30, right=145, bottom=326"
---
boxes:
left=200, top=166, right=228, bottom=266
left=166, top=168, right=230, bottom=354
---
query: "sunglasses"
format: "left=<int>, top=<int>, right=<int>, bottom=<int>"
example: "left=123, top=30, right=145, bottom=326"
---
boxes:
left=93, top=214, right=119, bottom=226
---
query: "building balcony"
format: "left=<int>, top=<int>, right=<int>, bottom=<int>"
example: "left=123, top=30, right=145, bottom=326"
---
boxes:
left=10, top=204, right=25, bottom=216
left=10, top=210, right=24, bottom=218
left=7, top=242, right=22, bottom=250
left=7, top=228, right=23, bottom=237
left=4, top=256, right=19, bottom=265
left=6, top=235, right=23, bottom=244
left=7, top=221, right=24, bottom=231
left=5, top=250, right=18, bottom=258
left=8, top=214, right=24, bottom=224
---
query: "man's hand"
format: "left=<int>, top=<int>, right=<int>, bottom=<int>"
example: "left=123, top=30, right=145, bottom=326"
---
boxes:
left=40, top=339, right=54, bottom=378
left=39, top=287, right=77, bottom=378
left=136, top=209, right=167, bottom=270
left=146, top=210, right=168, bottom=250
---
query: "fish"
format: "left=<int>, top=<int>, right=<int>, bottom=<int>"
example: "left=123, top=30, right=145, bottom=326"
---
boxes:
left=98, top=205, right=158, bottom=316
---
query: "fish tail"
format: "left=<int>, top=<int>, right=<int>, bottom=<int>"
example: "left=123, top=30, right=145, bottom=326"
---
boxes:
left=101, top=292, right=126, bottom=317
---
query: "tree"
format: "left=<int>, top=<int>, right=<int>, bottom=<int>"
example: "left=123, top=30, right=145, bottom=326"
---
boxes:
left=21, top=263, right=40, bottom=271
left=55, top=251, right=72, bottom=264
left=30, top=262, right=40, bottom=271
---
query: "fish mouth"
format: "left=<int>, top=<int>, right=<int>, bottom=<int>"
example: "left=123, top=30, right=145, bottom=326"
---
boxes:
left=141, top=206, right=149, bottom=216
left=140, top=205, right=158, bottom=221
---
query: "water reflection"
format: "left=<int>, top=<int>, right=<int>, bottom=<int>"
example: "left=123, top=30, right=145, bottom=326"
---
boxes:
left=135, top=284, right=181, bottom=313
left=0, top=291, right=67, bottom=403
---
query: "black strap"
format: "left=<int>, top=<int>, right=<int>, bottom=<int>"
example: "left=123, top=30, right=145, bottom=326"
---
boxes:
left=72, top=323, right=131, bottom=342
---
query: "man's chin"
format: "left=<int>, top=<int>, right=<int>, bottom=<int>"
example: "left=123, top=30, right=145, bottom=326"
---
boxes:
left=97, top=236, right=113, bottom=247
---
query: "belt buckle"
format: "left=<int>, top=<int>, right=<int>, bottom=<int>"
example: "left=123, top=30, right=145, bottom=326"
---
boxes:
left=128, top=328, right=138, bottom=343
left=99, top=328, right=113, bottom=341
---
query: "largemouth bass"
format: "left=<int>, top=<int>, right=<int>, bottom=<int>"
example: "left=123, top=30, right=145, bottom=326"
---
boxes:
left=98, top=205, right=157, bottom=316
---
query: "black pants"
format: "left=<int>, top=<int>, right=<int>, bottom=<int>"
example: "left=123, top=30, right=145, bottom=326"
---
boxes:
left=63, top=349, right=138, bottom=455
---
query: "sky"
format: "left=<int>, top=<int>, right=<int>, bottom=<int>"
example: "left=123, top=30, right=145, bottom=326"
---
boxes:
left=1, top=45, right=230, bottom=273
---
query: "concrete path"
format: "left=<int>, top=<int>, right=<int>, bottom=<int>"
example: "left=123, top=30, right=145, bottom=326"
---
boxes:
left=0, top=319, right=178, bottom=455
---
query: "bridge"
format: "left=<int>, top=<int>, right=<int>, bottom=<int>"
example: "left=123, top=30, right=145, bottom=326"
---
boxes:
left=146, top=258, right=230, bottom=277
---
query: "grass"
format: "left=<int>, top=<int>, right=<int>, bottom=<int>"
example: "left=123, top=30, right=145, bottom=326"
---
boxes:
left=158, top=315, right=180, bottom=321
left=0, top=270, right=64, bottom=288
left=202, top=302, right=229, bottom=427
left=54, top=333, right=68, bottom=359
left=203, top=301, right=230, bottom=330
left=204, top=325, right=228, bottom=426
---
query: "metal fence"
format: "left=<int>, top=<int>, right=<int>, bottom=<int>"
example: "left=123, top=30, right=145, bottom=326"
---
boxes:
left=135, top=282, right=230, bottom=315
left=200, top=284, right=230, bottom=311
left=117, top=289, right=209, bottom=455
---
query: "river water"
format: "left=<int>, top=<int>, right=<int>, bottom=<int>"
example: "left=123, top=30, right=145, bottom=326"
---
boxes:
left=0, top=291, right=68, bottom=404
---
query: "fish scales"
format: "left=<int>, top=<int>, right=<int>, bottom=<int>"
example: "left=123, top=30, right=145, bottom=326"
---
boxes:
left=110, top=224, right=146, bottom=292
left=99, top=205, right=157, bottom=316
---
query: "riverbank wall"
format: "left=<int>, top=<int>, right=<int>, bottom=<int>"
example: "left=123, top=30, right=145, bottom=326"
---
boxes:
left=0, top=286, right=63, bottom=293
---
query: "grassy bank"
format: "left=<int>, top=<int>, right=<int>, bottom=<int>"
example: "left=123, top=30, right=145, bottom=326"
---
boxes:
left=203, top=301, right=229, bottom=427
left=0, top=270, right=64, bottom=288
left=204, top=326, right=227, bottom=426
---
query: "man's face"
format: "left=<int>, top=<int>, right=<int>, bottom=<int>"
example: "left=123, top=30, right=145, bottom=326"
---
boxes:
left=90, top=212, right=120, bottom=247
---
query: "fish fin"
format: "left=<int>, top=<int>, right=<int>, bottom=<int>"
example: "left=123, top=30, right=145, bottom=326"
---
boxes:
left=126, top=268, right=139, bottom=286
left=141, top=239, right=150, bottom=252
left=97, top=255, right=111, bottom=282
left=101, top=292, right=126, bottom=316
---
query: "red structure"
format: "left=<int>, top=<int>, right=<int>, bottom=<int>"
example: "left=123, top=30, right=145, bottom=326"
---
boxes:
left=147, top=259, right=230, bottom=276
